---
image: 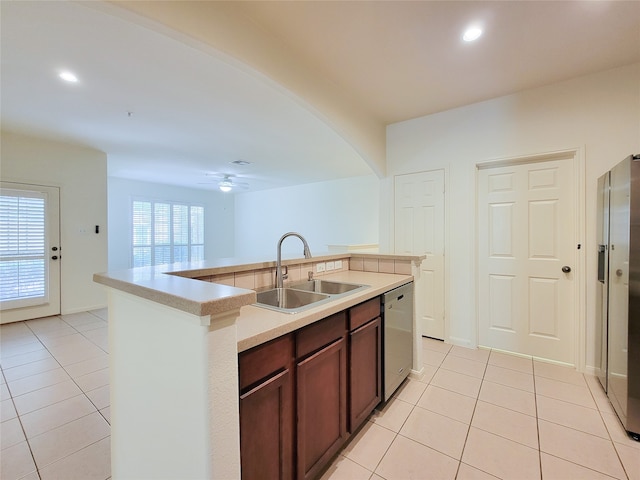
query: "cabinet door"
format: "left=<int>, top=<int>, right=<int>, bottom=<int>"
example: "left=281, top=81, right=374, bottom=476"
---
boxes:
left=240, top=369, right=294, bottom=480
left=297, top=337, right=347, bottom=480
left=349, top=317, right=382, bottom=431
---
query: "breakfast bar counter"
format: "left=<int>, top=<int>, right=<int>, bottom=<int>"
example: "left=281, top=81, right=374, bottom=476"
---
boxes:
left=93, top=252, right=425, bottom=479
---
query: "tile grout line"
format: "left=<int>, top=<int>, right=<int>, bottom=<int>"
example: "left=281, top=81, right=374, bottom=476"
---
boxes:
left=371, top=345, right=437, bottom=477
left=36, top=323, right=109, bottom=419
left=1, top=313, right=109, bottom=479
left=370, top=428, right=398, bottom=478
left=375, top=343, right=441, bottom=470
left=589, top=380, right=632, bottom=480
left=34, top=433, right=111, bottom=477
left=58, top=312, right=109, bottom=356
left=453, top=345, right=491, bottom=480
left=532, top=358, right=542, bottom=480
left=16, top=316, right=110, bottom=477
left=4, top=327, right=44, bottom=480
left=437, top=347, right=553, bottom=478
left=22, top=316, right=76, bottom=478
left=535, top=361, right=633, bottom=480
left=353, top=341, right=451, bottom=478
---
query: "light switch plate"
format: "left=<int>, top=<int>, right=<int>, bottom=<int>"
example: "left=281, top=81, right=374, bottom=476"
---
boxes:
left=335, top=260, right=343, bottom=269
left=326, top=261, right=335, bottom=271
left=316, top=262, right=325, bottom=273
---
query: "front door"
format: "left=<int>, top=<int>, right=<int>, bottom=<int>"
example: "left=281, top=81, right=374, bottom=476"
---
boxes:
left=0, top=182, right=61, bottom=323
left=477, top=155, right=577, bottom=364
left=395, top=170, right=445, bottom=340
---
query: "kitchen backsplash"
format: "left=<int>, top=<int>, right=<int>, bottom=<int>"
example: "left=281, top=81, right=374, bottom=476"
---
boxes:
left=196, top=256, right=412, bottom=289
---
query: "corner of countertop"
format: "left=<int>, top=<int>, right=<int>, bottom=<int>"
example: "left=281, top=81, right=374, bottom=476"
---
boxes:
left=93, top=270, right=257, bottom=317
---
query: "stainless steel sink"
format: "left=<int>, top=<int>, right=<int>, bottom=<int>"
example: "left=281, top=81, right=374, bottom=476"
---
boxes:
left=288, top=279, right=365, bottom=295
left=254, top=280, right=368, bottom=314
left=255, top=287, right=331, bottom=313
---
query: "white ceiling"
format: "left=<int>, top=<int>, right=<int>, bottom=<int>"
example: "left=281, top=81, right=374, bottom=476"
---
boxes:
left=2, top=1, right=639, bottom=193
left=238, top=0, right=640, bottom=124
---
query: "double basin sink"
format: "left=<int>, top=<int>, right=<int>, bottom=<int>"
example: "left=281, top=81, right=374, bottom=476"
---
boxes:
left=255, top=279, right=368, bottom=314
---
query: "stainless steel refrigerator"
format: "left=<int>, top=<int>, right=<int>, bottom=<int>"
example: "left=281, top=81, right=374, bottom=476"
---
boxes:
left=596, top=154, right=640, bottom=441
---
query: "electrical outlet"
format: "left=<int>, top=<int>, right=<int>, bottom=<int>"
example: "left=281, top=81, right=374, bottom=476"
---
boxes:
left=326, top=261, right=335, bottom=271
left=335, top=260, right=343, bottom=270
left=316, top=262, right=325, bottom=273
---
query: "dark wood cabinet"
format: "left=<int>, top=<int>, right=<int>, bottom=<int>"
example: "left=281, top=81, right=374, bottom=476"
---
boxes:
left=239, top=297, right=383, bottom=480
left=349, top=316, right=382, bottom=431
left=348, top=297, right=382, bottom=432
left=296, top=312, right=347, bottom=480
left=239, top=334, right=294, bottom=480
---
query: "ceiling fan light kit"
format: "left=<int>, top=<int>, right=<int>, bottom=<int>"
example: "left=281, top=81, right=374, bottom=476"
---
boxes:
left=200, top=173, right=250, bottom=192
left=219, top=179, right=233, bottom=192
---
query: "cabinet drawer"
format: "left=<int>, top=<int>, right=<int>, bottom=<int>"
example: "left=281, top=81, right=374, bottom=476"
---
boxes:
left=239, top=333, right=294, bottom=391
left=296, top=311, right=346, bottom=359
left=349, top=297, right=381, bottom=331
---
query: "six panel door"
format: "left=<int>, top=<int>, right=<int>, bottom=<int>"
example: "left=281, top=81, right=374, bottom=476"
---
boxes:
left=395, top=170, right=445, bottom=339
left=477, top=157, right=576, bottom=364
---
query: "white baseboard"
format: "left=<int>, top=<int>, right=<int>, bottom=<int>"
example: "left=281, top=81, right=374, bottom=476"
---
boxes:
left=447, top=336, right=473, bottom=348
left=61, top=304, right=107, bottom=315
left=409, top=367, right=425, bottom=381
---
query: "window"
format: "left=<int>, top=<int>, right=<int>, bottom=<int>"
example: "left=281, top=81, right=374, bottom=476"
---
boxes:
left=0, top=189, right=48, bottom=309
left=132, top=199, right=204, bottom=267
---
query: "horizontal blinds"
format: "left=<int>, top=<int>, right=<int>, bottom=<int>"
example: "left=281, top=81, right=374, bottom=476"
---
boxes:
left=0, top=189, right=48, bottom=307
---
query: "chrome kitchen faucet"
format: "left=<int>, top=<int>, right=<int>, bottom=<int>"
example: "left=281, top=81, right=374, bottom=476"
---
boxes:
left=276, top=232, right=312, bottom=289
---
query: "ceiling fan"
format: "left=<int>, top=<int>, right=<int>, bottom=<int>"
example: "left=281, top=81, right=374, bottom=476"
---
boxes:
left=199, top=173, right=249, bottom=192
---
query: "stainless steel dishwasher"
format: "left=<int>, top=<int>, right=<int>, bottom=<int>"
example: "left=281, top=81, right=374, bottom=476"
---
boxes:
left=382, top=282, right=414, bottom=401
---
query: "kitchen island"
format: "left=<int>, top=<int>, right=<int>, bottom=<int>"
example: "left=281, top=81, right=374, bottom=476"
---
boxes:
left=94, top=252, right=425, bottom=479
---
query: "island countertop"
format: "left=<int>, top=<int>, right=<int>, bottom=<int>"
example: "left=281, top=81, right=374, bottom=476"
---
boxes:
left=93, top=252, right=423, bottom=349
left=236, top=270, right=413, bottom=352
left=98, top=252, right=424, bottom=479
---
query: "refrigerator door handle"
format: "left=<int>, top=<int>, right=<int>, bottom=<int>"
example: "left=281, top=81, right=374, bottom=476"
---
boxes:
left=598, top=244, right=607, bottom=283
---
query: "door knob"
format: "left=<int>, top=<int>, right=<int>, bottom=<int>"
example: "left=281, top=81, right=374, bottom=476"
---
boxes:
left=562, top=266, right=571, bottom=273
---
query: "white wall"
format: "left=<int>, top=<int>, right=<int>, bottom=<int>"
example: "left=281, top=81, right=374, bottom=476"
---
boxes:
left=107, top=177, right=235, bottom=271
left=1, top=130, right=109, bottom=313
left=234, top=174, right=380, bottom=258
left=386, top=63, right=640, bottom=369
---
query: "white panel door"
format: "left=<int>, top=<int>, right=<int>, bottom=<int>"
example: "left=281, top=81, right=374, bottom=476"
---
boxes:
left=395, top=170, right=445, bottom=339
left=0, top=182, right=61, bottom=323
left=477, top=158, right=576, bottom=364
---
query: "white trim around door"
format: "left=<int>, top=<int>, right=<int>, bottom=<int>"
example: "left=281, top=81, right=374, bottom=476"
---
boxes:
left=476, top=149, right=585, bottom=369
left=0, top=182, right=61, bottom=324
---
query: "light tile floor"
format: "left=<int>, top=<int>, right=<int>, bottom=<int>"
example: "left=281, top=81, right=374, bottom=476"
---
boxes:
left=321, top=338, right=640, bottom=480
left=2, top=315, right=639, bottom=480
left=1, top=309, right=110, bottom=480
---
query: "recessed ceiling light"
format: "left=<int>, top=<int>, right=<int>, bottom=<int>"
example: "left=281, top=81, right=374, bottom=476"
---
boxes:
left=463, top=27, right=483, bottom=42
left=59, top=71, right=78, bottom=83
left=230, top=160, right=251, bottom=166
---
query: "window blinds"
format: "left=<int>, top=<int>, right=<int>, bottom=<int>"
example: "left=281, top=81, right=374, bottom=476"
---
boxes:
left=132, top=200, right=204, bottom=267
left=0, top=189, right=48, bottom=309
